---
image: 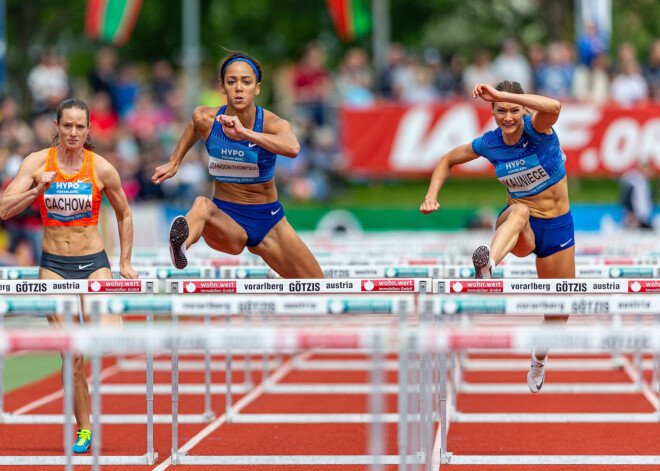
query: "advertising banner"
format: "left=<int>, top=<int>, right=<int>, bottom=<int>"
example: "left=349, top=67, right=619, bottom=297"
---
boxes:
left=342, top=103, right=660, bottom=177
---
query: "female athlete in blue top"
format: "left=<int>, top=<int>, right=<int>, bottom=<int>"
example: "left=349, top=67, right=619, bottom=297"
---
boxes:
left=152, top=50, right=323, bottom=278
left=420, top=81, right=574, bottom=393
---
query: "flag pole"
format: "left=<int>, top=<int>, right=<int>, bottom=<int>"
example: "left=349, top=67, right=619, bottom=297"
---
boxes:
left=371, top=0, right=390, bottom=79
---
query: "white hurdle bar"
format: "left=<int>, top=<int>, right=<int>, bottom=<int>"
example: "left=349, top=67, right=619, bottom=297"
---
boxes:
left=220, top=265, right=444, bottom=279
left=165, top=278, right=432, bottom=294
left=161, top=285, right=420, bottom=467
left=0, top=279, right=158, bottom=470
left=435, top=278, right=660, bottom=294
left=428, top=283, right=660, bottom=467
left=9, top=323, right=660, bottom=468
left=444, top=265, right=659, bottom=279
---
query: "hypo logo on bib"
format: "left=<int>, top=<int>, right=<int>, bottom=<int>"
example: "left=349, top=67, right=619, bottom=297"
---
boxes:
left=495, top=154, right=550, bottom=198
left=208, top=141, right=259, bottom=183
left=44, top=182, right=93, bottom=221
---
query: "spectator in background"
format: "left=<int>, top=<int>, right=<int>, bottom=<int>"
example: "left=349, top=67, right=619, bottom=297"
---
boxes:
left=462, top=50, right=498, bottom=96
left=435, top=52, right=464, bottom=99
left=643, top=39, right=660, bottom=102
left=534, top=42, right=575, bottom=100
left=27, top=49, right=70, bottom=116
left=610, top=56, right=648, bottom=108
left=112, top=62, right=141, bottom=117
left=88, top=47, right=118, bottom=102
left=31, top=114, right=54, bottom=149
left=0, top=151, right=43, bottom=265
left=151, top=60, right=176, bottom=106
left=0, top=97, right=36, bottom=156
left=493, top=38, right=533, bottom=93
left=402, top=57, right=440, bottom=104
left=335, top=47, right=374, bottom=108
left=620, top=160, right=655, bottom=229
left=613, top=42, right=638, bottom=75
left=576, top=21, right=607, bottom=67
left=573, top=53, right=610, bottom=103
left=377, top=42, right=408, bottom=99
left=290, top=41, right=332, bottom=125
left=114, top=123, right=141, bottom=201
left=88, top=91, right=119, bottom=151
left=125, top=92, right=169, bottom=145
left=527, top=42, right=547, bottom=92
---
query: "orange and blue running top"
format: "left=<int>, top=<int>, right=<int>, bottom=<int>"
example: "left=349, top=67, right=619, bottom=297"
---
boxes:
left=37, top=147, right=102, bottom=226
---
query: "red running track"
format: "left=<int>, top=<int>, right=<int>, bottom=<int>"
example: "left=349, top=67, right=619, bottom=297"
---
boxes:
left=1, top=350, right=660, bottom=470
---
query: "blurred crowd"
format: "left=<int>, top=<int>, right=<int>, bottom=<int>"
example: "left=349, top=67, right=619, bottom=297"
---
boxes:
left=1, top=35, right=660, bottom=263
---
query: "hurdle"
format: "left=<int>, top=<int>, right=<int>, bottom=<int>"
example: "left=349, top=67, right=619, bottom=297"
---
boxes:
left=443, top=264, right=660, bottom=279
left=7, top=322, right=660, bottom=468
left=219, top=265, right=443, bottom=279
left=0, top=279, right=158, bottom=468
left=163, top=279, right=430, bottom=466
left=430, top=278, right=660, bottom=466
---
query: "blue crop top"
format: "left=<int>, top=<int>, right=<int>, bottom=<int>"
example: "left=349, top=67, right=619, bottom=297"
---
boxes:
left=205, top=105, right=277, bottom=183
left=471, top=115, right=566, bottom=199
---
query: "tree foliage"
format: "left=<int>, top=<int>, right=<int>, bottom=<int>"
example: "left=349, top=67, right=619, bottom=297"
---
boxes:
left=5, top=0, right=660, bottom=109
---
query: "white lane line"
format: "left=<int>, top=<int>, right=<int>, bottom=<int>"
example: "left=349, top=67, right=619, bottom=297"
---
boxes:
left=622, top=356, right=659, bottom=410
left=12, top=364, right=120, bottom=415
left=152, top=349, right=314, bottom=471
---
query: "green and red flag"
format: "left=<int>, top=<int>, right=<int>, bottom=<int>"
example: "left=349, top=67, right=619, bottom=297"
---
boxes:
left=325, top=0, right=372, bottom=42
left=85, top=0, right=143, bottom=46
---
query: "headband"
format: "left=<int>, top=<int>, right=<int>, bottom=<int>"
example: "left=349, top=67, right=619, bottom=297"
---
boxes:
left=222, top=58, right=260, bottom=81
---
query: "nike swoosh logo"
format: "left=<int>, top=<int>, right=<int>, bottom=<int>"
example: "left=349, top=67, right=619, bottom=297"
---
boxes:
left=559, top=239, right=572, bottom=248
left=77, top=177, right=90, bottom=183
left=248, top=142, right=257, bottom=147
left=270, top=208, right=281, bottom=215
left=522, top=140, right=528, bottom=147
left=79, top=263, right=94, bottom=270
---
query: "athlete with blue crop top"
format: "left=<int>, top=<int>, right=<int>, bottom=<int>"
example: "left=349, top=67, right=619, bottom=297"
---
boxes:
left=152, top=50, right=323, bottom=278
left=420, top=81, right=574, bottom=393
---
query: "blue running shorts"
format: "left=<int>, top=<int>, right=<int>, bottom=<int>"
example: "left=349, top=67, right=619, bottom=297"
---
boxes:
left=498, top=207, right=574, bottom=258
left=213, top=198, right=285, bottom=247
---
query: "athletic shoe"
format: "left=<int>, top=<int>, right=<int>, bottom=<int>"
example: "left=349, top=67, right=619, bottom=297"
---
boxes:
left=169, top=216, right=189, bottom=269
left=527, top=352, right=547, bottom=393
left=72, top=428, right=92, bottom=453
left=472, top=245, right=494, bottom=279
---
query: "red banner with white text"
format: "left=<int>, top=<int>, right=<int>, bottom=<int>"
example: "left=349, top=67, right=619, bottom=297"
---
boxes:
left=340, top=102, right=660, bottom=177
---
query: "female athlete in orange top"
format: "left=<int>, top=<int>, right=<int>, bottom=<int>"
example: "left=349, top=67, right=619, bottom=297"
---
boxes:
left=0, top=98, right=138, bottom=453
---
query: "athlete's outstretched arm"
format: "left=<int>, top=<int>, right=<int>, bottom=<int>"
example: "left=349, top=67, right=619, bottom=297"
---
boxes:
left=420, top=144, right=480, bottom=214
left=97, top=157, right=138, bottom=279
left=472, top=83, right=561, bottom=133
left=219, top=111, right=300, bottom=158
left=0, top=152, right=53, bottom=220
left=152, top=107, right=211, bottom=184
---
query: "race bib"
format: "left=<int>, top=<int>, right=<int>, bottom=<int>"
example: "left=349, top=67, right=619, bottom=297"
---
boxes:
left=208, top=145, right=259, bottom=183
left=495, top=154, right=550, bottom=198
left=43, top=182, right=93, bottom=222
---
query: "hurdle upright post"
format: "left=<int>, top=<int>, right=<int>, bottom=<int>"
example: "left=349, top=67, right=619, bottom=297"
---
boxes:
left=225, top=310, right=233, bottom=421
left=0, top=297, right=4, bottom=419
left=203, top=312, right=213, bottom=421
left=436, top=296, right=451, bottom=465
left=145, top=281, right=157, bottom=464
left=63, top=299, right=75, bottom=471
left=397, top=298, right=409, bottom=471
left=368, top=329, right=384, bottom=471
left=419, top=297, right=434, bottom=470
left=170, top=281, right=181, bottom=464
left=91, top=297, right=102, bottom=471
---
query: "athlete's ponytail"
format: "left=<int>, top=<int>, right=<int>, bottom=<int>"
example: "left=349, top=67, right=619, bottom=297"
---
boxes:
left=50, top=98, right=95, bottom=151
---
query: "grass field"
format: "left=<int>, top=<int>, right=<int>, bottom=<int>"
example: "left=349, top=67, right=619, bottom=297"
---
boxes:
left=282, top=178, right=625, bottom=209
